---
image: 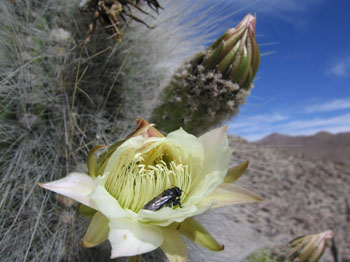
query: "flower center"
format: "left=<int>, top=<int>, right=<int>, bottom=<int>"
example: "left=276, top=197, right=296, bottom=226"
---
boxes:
left=104, top=144, right=192, bottom=212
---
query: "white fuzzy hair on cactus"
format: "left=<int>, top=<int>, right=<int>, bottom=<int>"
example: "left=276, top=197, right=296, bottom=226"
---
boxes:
left=0, top=0, right=255, bottom=261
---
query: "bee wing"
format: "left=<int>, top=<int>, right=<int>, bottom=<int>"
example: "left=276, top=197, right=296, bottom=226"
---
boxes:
left=142, top=195, right=174, bottom=211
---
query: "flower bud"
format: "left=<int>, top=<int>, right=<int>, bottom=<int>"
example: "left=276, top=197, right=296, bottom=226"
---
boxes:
left=202, top=14, right=260, bottom=88
left=150, top=14, right=260, bottom=134
left=289, top=230, right=334, bottom=262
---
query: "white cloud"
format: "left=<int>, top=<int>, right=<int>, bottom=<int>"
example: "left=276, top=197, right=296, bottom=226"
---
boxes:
left=243, top=113, right=289, bottom=123
left=228, top=113, right=289, bottom=140
left=306, top=98, right=350, bottom=113
left=228, top=113, right=288, bottom=132
left=229, top=113, right=350, bottom=141
left=326, top=57, right=350, bottom=78
left=330, top=63, right=347, bottom=76
left=280, top=114, right=350, bottom=132
left=238, top=132, right=272, bottom=141
left=233, top=0, right=325, bottom=13
left=231, top=0, right=328, bottom=25
left=284, top=125, right=350, bottom=137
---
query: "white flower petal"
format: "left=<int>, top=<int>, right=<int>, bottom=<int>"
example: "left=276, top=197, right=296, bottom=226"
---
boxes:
left=138, top=205, right=202, bottom=226
left=89, top=175, right=136, bottom=219
left=39, top=172, right=94, bottom=206
left=199, top=125, right=230, bottom=177
left=109, top=218, right=163, bottom=258
left=188, top=126, right=230, bottom=203
left=199, top=183, right=264, bottom=209
left=104, top=136, right=145, bottom=177
left=167, top=128, right=204, bottom=168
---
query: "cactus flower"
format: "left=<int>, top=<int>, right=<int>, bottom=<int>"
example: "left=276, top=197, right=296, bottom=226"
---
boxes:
left=289, top=230, right=334, bottom=262
left=39, top=118, right=262, bottom=261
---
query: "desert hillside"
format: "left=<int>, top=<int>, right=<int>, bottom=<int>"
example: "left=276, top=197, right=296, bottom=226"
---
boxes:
left=255, top=132, right=350, bottom=166
left=183, top=135, right=350, bottom=262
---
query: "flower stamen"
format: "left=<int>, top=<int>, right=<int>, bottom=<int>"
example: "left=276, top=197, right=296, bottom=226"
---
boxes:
left=105, top=144, right=192, bottom=212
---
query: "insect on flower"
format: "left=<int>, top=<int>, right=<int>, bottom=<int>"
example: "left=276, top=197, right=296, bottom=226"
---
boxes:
left=143, top=186, right=184, bottom=211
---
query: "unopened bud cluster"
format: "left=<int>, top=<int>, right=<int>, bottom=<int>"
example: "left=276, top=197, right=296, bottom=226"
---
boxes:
left=150, top=14, right=260, bottom=134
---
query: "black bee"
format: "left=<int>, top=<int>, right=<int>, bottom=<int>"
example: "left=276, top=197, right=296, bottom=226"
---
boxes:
left=142, top=187, right=183, bottom=211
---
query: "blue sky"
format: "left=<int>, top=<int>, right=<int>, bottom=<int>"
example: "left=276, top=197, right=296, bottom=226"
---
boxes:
left=222, top=0, right=350, bottom=140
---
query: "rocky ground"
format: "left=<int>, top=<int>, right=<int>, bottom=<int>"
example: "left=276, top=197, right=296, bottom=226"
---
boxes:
left=209, top=136, right=350, bottom=262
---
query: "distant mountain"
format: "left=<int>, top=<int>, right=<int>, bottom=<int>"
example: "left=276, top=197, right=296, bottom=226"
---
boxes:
left=254, top=131, right=350, bottom=165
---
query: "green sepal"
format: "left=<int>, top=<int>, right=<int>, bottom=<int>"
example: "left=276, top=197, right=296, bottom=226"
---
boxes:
left=229, top=31, right=248, bottom=82
left=220, top=26, right=245, bottom=58
left=128, top=255, right=142, bottom=262
left=223, top=160, right=249, bottom=183
left=78, top=203, right=97, bottom=217
left=87, top=145, right=105, bottom=178
left=171, top=218, right=224, bottom=251
left=203, top=42, right=224, bottom=71
left=239, top=35, right=253, bottom=87
left=241, top=67, right=253, bottom=90
left=81, top=212, right=109, bottom=248
left=97, top=139, right=125, bottom=175
left=209, top=29, right=230, bottom=50
left=251, top=38, right=260, bottom=79
left=217, top=42, right=239, bottom=75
